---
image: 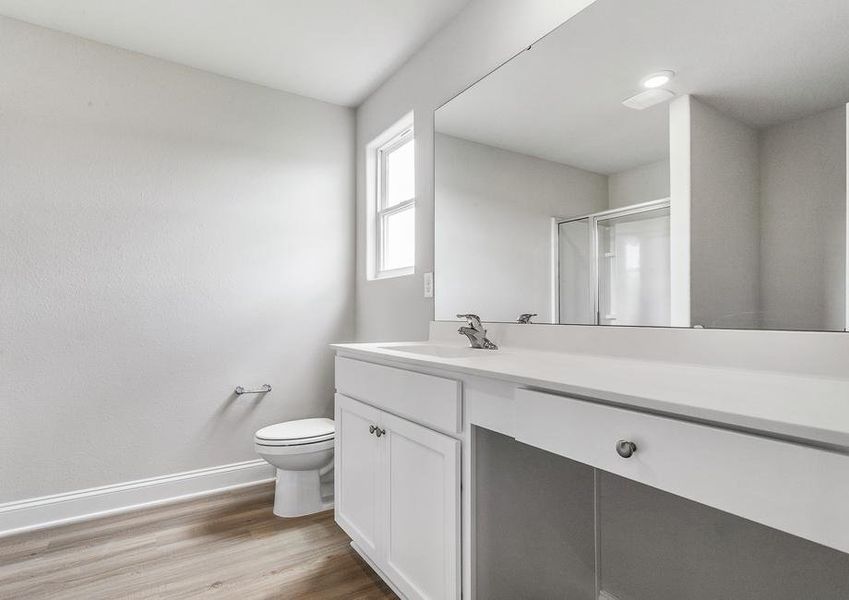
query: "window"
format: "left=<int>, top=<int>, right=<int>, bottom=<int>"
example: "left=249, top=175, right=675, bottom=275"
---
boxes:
left=368, top=114, right=415, bottom=279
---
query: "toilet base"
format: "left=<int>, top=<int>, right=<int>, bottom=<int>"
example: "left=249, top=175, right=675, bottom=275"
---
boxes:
left=273, top=468, right=334, bottom=518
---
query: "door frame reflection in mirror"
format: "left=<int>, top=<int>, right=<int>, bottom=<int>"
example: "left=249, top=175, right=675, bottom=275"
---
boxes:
left=553, top=198, right=671, bottom=327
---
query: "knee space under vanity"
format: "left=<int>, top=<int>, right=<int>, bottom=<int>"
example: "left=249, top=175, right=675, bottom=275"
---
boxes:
left=473, top=427, right=849, bottom=600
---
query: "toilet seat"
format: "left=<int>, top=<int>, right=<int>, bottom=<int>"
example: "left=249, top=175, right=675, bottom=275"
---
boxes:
left=255, top=438, right=334, bottom=457
left=255, top=417, right=334, bottom=447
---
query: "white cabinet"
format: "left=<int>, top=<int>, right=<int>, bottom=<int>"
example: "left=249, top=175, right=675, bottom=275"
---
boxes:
left=335, top=392, right=383, bottom=558
left=335, top=393, right=461, bottom=600
left=381, top=410, right=461, bottom=600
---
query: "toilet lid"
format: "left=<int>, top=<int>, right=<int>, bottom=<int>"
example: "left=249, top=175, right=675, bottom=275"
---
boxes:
left=255, top=418, right=334, bottom=444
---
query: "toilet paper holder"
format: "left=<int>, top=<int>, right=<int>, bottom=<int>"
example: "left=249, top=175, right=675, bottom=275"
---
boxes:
left=234, top=384, right=272, bottom=395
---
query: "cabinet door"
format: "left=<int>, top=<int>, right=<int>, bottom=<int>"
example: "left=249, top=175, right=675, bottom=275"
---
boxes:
left=380, top=411, right=461, bottom=600
left=334, top=393, right=383, bottom=557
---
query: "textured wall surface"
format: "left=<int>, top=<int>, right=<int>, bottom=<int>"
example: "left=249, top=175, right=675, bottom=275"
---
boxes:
left=475, top=428, right=596, bottom=600
left=607, top=159, right=670, bottom=209
left=0, top=17, right=355, bottom=502
left=759, top=105, right=846, bottom=331
left=599, top=471, right=849, bottom=599
left=688, top=97, right=761, bottom=330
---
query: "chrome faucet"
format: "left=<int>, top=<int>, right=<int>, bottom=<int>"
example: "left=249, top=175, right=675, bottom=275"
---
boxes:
left=517, top=313, right=537, bottom=324
left=457, top=314, right=498, bottom=350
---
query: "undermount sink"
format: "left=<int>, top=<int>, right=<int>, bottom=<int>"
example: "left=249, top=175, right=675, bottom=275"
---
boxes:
left=381, top=344, right=490, bottom=358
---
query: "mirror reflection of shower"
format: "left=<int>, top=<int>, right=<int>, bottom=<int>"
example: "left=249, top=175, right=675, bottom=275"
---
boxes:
left=433, top=0, right=849, bottom=332
left=557, top=200, right=670, bottom=326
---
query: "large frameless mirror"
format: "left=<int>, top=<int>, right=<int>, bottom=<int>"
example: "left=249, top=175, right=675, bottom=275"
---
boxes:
left=434, top=0, right=849, bottom=331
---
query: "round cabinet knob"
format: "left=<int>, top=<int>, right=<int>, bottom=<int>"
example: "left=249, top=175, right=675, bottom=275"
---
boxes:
left=369, top=425, right=377, bottom=434
left=616, top=440, right=637, bottom=458
left=375, top=428, right=386, bottom=438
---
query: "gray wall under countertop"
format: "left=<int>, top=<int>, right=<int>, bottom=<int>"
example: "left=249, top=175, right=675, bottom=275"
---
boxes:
left=599, top=471, right=849, bottom=600
left=474, top=428, right=596, bottom=600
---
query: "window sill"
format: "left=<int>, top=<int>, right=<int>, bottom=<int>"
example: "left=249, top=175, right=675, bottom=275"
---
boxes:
left=369, top=266, right=415, bottom=281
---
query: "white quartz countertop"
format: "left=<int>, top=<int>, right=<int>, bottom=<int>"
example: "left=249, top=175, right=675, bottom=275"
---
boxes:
left=332, top=341, right=849, bottom=450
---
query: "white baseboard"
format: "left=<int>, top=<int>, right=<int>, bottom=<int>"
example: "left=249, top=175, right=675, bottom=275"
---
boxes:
left=0, top=459, right=275, bottom=538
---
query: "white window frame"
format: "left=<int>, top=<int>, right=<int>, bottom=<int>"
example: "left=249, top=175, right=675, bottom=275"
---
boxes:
left=367, top=112, right=415, bottom=280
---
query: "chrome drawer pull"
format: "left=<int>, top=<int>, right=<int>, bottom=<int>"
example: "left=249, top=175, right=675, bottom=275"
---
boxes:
left=616, top=440, right=637, bottom=458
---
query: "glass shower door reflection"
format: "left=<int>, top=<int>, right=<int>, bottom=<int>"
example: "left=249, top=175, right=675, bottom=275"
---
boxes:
left=558, top=218, right=594, bottom=324
left=596, top=207, right=670, bottom=326
left=558, top=203, right=670, bottom=327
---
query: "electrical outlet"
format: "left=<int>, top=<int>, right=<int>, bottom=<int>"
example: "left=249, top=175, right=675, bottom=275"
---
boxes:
left=423, top=272, right=434, bottom=298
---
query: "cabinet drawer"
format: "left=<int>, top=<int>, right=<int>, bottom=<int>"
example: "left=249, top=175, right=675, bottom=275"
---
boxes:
left=335, top=356, right=462, bottom=435
left=514, top=388, right=849, bottom=554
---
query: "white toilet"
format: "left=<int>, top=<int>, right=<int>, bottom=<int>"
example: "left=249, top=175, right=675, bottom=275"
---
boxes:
left=254, top=418, right=335, bottom=518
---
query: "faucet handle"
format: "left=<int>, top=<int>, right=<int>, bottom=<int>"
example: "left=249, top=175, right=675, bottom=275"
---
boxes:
left=456, top=313, right=483, bottom=329
left=517, top=313, right=538, bottom=324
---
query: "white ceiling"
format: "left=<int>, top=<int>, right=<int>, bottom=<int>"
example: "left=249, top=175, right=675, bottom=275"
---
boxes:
left=436, top=0, right=849, bottom=174
left=0, top=0, right=472, bottom=107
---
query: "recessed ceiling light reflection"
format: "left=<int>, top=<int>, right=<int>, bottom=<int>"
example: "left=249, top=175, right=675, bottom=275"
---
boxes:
left=641, top=70, right=675, bottom=89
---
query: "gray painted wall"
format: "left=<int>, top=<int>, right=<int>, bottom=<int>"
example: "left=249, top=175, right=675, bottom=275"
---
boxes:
left=608, top=159, right=670, bottom=209
left=759, top=105, right=846, bottom=331
left=0, top=17, right=355, bottom=502
left=688, top=97, right=761, bottom=329
left=475, top=428, right=596, bottom=599
left=599, top=471, right=849, bottom=599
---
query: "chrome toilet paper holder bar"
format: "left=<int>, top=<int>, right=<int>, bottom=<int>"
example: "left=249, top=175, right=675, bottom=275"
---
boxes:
left=234, top=384, right=272, bottom=395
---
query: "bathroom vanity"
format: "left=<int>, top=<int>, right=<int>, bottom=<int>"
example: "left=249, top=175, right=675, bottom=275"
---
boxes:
left=333, top=324, right=849, bottom=599
left=339, top=0, right=849, bottom=596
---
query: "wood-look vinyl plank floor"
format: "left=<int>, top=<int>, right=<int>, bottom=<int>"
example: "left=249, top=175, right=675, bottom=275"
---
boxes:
left=0, top=483, right=397, bottom=599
